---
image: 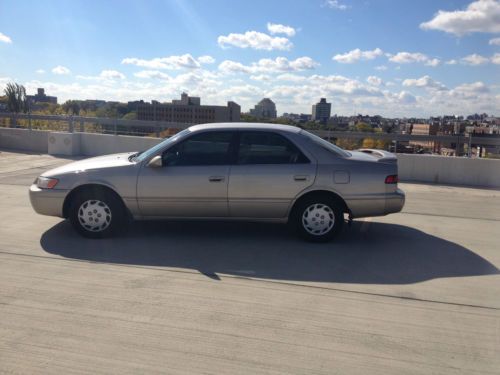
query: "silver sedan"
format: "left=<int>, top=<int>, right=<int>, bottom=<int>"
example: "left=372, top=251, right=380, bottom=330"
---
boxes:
left=30, top=123, right=405, bottom=241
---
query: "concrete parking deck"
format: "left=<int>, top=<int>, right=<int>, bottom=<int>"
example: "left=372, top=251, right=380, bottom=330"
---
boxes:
left=0, top=150, right=499, bottom=374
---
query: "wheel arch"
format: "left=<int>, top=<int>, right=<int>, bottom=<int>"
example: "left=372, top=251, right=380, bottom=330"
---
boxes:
left=62, top=183, right=128, bottom=219
left=289, top=189, right=349, bottom=219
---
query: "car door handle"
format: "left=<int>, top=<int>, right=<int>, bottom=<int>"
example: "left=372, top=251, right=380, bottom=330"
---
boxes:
left=209, top=176, right=225, bottom=182
left=294, top=175, right=309, bottom=181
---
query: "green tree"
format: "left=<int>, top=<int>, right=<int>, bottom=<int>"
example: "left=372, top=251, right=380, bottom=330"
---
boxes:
left=122, top=111, right=137, bottom=120
left=62, top=100, right=81, bottom=115
left=355, top=122, right=373, bottom=132
left=375, top=139, right=390, bottom=150
left=362, top=138, right=376, bottom=148
left=336, top=138, right=360, bottom=150
left=4, top=82, right=28, bottom=114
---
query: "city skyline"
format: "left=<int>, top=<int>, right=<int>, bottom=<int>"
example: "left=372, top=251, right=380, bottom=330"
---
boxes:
left=0, top=0, right=499, bottom=117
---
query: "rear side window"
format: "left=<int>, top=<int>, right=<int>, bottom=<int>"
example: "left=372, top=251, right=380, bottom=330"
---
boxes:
left=237, top=131, right=309, bottom=165
left=162, top=131, right=233, bottom=166
left=300, top=129, right=351, bottom=157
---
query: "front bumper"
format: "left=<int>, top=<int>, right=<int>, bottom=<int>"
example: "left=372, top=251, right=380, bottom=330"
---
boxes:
left=385, top=188, right=405, bottom=214
left=29, top=184, right=69, bottom=218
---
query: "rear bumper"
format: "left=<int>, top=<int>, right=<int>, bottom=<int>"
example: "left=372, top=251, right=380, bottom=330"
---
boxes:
left=29, top=184, right=69, bottom=218
left=345, top=188, right=405, bottom=218
left=384, top=188, right=405, bottom=215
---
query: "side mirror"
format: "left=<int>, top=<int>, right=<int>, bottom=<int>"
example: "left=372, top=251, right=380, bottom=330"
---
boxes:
left=147, top=155, right=163, bottom=168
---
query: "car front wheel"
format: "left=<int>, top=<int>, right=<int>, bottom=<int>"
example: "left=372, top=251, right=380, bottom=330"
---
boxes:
left=69, top=189, right=125, bottom=238
left=292, top=196, right=344, bottom=242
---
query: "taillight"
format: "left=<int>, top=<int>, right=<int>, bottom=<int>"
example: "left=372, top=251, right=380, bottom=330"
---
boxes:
left=385, top=175, right=398, bottom=184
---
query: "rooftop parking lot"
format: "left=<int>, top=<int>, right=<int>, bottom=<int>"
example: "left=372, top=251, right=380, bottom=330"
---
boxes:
left=0, top=150, right=499, bottom=374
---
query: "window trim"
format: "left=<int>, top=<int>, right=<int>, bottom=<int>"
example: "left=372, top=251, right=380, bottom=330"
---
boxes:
left=234, top=130, right=310, bottom=166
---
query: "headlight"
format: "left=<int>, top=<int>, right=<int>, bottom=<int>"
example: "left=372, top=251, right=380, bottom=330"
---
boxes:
left=36, top=176, right=59, bottom=189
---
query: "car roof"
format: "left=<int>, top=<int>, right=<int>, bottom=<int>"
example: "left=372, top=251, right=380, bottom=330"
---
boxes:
left=188, top=122, right=302, bottom=133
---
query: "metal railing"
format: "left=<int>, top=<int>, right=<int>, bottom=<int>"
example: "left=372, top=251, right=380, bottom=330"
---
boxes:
left=0, top=112, right=190, bottom=137
left=1, top=112, right=499, bottom=155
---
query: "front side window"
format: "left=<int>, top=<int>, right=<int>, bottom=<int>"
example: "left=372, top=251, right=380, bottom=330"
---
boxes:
left=237, top=132, right=309, bottom=165
left=162, top=131, right=233, bottom=166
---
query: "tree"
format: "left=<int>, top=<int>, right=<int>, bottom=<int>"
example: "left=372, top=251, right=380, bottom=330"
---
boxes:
left=355, top=122, right=374, bottom=132
left=3, top=82, right=29, bottom=127
left=336, top=138, right=360, bottom=150
left=122, top=111, right=137, bottom=120
left=62, top=100, right=81, bottom=115
left=375, top=139, right=390, bottom=150
left=362, top=138, right=376, bottom=148
left=4, top=82, right=28, bottom=114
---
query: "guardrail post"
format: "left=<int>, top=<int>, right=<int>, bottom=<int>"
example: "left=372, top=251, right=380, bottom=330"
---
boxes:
left=79, top=119, right=84, bottom=133
left=468, top=134, right=473, bottom=158
left=155, top=123, right=160, bottom=138
left=28, top=112, right=32, bottom=131
left=113, top=119, right=117, bottom=135
left=68, top=116, right=74, bottom=133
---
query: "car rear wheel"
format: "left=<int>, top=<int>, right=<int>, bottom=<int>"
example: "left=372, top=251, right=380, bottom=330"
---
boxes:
left=69, top=189, right=125, bottom=238
left=292, top=196, right=344, bottom=242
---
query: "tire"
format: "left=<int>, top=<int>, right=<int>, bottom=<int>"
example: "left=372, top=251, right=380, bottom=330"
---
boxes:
left=68, top=188, right=126, bottom=239
left=291, top=196, right=344, bottom=242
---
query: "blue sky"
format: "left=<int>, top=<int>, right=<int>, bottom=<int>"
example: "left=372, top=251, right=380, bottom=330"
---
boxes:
left=1, top=0, right=499, bottom=116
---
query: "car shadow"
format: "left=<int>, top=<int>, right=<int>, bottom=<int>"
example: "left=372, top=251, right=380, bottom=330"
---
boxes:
left=40, top=220, right=498, bottom=285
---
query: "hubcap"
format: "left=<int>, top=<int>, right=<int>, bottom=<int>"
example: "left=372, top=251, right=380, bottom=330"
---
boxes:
left=301, top=203, right=335, bottom=236
left=77, top=200, right=112, bottom=232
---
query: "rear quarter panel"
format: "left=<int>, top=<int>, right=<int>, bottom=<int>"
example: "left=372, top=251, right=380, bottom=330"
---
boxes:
left=297, top=138, right=398, bottom=218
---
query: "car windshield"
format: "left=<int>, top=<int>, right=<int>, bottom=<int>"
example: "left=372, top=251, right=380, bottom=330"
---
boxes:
left=300, top=129, right=351, bottom=157
left=134, top=129, right=191, bottom=162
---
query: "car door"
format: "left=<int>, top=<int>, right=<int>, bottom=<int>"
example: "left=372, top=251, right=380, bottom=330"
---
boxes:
left=228, top=131, right=316, bottom=218
left=137, top=131, right=235, bottom=218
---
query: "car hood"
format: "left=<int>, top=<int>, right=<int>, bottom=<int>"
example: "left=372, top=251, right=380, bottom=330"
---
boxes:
left=42, top=152, right=137, bottom=177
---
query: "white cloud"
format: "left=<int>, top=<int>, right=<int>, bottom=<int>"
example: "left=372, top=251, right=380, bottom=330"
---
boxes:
left=100, top=70, right=125, bottom=80
left=121, top=54, right=202, bottom=70
left=276, top=73, right=308, bottom=82
left=219, top=56, right=319, bottom=74
left=453, top=81, right=490, bottom=95
left=261, top=56, right=319, bottom=71
left=0, top=32, right=12, bottom=44
left=396, top=91, right=417, bottom=104
left=446, top=59, right=458, bottom=65
left=198, top=55, right=216, bottom=64
left=35, top=69, right=45, bottom=74
left=250, top=74, right=272, bottom=82
left=366, top=76, right=383, bottom=86
left=425, top=58, right=441, bottom=67
left=324, top=0, right=349, bottom=10
left=0, top=77, right=11, bottom=92
left=76, top=70, right=126, bottom=81
left=134, top=70, right=172, bottom=80
left=420, top=0, right=500, bottom=36
left=492, top=53, right=500, bottom=64
left=490, top=37, right=500, bottom=45
left=21, top=73, right=499, bottom=118
left=388, top=52, right=440, bottom=66
left=375, top=65, right=388, bottom=71
left=218, top=60, right=252, bottom=74
left=402, top=75, right=447, bottom=91
left=332, top=48, right=383, bottom=63
left=217, top=31, right=292, bottom=50
left=52, top=65, right=71, bottom=75
left=461, top=53, right=490, bottom=65
left=267, top=23, right=296, bottom=37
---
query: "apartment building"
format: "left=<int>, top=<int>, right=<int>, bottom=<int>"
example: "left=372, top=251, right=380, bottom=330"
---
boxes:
left=137, top=93, right=241, bottom=124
